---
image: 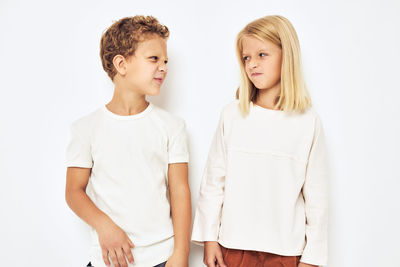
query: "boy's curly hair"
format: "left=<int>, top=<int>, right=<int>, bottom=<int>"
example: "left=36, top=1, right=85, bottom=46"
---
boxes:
left=100, top=15, right=169, bottom=80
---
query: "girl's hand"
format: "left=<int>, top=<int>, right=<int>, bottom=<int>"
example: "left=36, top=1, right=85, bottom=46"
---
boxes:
left=96, top=219, right=135, bottom=267
left=165, top=249, right=189, bottom=267
left=298, top=263, right=318, bottom=267
left=203, top=241, right=227, bottom=267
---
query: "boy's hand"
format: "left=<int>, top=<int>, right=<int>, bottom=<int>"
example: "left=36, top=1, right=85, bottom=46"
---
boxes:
left=204, top=241, right=227, bottom=267
left=96, top=219, right=135, bottom=267
left=298, top=263, right=318, bottom=267
left=165, top=249, right=189, bottom=267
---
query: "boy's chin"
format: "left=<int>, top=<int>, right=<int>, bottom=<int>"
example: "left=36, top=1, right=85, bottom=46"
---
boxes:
left=145, top=88, right=161, bottom=96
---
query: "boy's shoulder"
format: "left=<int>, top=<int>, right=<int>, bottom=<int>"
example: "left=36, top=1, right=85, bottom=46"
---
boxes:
left=150, top=104, right=186, bottom=132
left=70, top=107, right=103, bottom=133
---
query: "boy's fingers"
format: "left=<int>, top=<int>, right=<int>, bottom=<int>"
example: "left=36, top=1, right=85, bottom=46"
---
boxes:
left=109, top=250, right=120, bottom=267
left=101, top=248, right=111, bottom=266
left=122, top=243, right=134, bottom=264
left=116, top=248, right=128, bottom=267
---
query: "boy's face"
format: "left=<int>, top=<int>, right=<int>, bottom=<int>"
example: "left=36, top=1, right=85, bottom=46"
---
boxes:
left=124, top=35, right=168, bottom=96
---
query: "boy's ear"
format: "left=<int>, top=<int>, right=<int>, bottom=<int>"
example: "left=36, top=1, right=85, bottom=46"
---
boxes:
left=113, top=55, right=127, bottom=76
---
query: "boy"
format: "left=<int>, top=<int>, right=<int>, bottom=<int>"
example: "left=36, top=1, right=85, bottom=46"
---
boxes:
left=65, top=16, right=191, bottom=267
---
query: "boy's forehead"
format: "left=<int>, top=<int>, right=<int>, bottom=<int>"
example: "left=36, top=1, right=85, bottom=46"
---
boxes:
left=136, top=36, right=167, bottom=51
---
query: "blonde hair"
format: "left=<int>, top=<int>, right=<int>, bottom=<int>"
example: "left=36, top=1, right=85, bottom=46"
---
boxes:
left=235, top=15, right=311, bottom=116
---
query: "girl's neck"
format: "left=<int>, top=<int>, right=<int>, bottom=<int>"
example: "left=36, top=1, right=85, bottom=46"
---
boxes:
left=106, top=86, right=148, bottom=116
left=254, top=82, right=281, bottom=110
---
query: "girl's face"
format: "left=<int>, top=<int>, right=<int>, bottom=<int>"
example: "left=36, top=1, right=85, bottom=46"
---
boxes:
left=241, top=35, right=282, bottom=91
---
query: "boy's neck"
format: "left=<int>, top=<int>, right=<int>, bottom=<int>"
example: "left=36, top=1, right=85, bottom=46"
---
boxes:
left=106, top=85, right=149, bottom=116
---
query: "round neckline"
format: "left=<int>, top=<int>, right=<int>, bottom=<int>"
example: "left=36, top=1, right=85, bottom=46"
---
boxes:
left=102, top=102, right=153, bottom=120
left=251, top=101, right=284, bottom=113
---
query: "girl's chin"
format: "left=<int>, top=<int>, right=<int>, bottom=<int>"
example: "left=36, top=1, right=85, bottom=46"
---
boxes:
left=254, top=83, right=279, bottom=91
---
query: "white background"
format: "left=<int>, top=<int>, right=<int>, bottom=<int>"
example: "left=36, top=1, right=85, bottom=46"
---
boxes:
left=1, top=0, right=399, bottom=266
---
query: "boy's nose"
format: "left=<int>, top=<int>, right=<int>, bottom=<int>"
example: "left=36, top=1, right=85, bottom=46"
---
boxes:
left=159, top=63, right=167, bottom=72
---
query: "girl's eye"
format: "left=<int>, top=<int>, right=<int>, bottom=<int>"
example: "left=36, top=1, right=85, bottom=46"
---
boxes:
left=243, top=56, right=250, bottom=62
left=260, top=53, right=268, bottom=57
left=164, top=60, right=168, bottom=64
left=150, top=56, right=158, bottom=61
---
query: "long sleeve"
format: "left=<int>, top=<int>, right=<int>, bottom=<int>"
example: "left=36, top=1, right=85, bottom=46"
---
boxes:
left=191, top=112, right=227, bottom=244
left=300, top=116, right=329, bottom=266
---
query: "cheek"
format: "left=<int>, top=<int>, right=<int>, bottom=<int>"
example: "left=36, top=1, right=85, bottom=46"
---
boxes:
left=267, top=59, right=281, bottom=78
left=244, top=64, right=251, bottom=77
left=274, top=62, right=282, bottom=78
left=140, top=66, right=155, bottom=81
left=275, top=56, right=282, bottom=76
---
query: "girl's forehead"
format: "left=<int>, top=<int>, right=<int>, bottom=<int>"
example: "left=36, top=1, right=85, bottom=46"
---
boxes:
left=241, top=35, right=280, bottom=53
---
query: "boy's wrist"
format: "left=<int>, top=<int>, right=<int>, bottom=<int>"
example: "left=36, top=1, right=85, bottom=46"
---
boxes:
left=93, top=214, right=114, bottom=232
left=172, top=246, right=190, bottom=257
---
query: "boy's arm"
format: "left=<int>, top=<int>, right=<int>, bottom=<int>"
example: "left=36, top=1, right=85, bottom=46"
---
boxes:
left=167, top=163, right=191, bottom=266
left=65, top=167, right=109, bottom=229
left=65, top=167, right=134, bottom=267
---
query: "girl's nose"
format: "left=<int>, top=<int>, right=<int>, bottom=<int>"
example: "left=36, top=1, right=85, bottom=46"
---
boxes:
left=249, top=59, right=258, bottom=69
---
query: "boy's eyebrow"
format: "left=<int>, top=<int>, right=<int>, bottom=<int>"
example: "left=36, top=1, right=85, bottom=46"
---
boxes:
left=146, top=55, right=169, bottom=61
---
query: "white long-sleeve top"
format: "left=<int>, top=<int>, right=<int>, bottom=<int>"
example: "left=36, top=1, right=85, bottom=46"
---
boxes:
left=191, top=101, right=329, bottom=266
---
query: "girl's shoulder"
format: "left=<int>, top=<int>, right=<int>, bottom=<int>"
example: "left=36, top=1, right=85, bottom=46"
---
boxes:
left=220, top=100, right=241, bottom=119
left=302, top=108, right=323, bottom=124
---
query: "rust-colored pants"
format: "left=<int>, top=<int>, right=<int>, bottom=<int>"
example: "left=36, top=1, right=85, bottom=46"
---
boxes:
left=221, top=246, right=301, bottom=267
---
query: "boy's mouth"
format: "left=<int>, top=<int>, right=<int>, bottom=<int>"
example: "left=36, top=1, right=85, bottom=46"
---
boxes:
left=154, top=78, right=164, bottom=84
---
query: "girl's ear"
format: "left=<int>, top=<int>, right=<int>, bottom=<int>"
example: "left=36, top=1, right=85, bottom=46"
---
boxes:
left=113, top=55, right=127, bottom=76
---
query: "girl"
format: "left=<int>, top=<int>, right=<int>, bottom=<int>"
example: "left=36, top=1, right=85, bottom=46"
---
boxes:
left=191, top=15, right=328, bottom=267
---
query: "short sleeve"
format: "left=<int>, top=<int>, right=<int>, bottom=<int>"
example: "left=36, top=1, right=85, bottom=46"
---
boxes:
left=66, top=123, right=93, bottom=168
left=168, top=120, right=189, bottom=164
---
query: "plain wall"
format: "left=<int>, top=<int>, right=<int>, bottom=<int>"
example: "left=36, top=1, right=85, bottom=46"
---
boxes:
left=1, top=0, right=399, bottom=266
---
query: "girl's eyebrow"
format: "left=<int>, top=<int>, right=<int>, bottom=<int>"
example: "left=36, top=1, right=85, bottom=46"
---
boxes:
left=242, top=48, right=269, bottom=55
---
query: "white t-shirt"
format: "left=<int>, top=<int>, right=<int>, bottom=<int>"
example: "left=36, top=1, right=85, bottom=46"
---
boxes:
left=191, top=101, right=329, bottom=266
left=66, top=103, right=189, bottom=267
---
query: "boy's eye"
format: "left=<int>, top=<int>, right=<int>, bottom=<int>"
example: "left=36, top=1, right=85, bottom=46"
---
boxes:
left=150, top=56, right=158, bottom=61
left=164, top=60, right=168, bottom=64
left=259, top=53, right=268, bottom=57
